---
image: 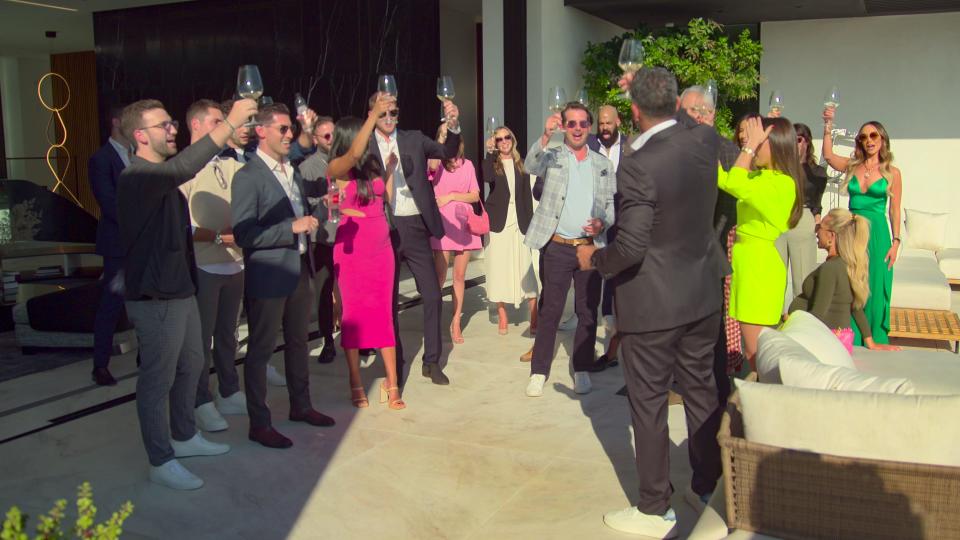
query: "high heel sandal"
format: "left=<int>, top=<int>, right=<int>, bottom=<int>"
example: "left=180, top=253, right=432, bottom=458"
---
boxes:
left=450, top=315, right=465, bottom=344
left=379, top=383, right=406, bottom=410
left=498, top=315, right=508, bottom=335
left=350, top=386, right=369, bottom=408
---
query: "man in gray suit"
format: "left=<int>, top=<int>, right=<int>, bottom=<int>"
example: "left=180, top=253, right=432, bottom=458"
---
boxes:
left=232, top=103, right=336, bottom=450
left=522, top=102, right=616, bottom=398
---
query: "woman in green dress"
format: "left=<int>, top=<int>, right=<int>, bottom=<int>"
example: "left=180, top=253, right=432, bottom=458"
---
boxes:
left=822, top=109, right=902, bottom=345
left=719, top=117, right=805, bottom=370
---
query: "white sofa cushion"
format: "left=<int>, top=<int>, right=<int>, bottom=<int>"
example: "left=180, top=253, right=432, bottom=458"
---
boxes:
left=735, top=379, right=960, bottom=467
left=853, top=346, right=960, bottom=395
left=903, top=208, right=948, bottom=252
left=779, top=310, right=854, bottom=368
left=755, top=327, right=819, bottom=384
left=779, top=355, right=914, bottom=394
left=890, top=248, right=952, bottom=310
left=936, top=248, right=960, bottom=280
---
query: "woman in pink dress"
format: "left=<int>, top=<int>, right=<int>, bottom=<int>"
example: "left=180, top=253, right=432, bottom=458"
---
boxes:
left=427, top=124, right=483, bottom=343
left=325, top=95, right=405, bottom=410
left=428, top=124, right=481, bottom=344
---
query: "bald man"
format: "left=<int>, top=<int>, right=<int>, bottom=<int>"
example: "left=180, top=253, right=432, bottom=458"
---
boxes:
left=587, top=105, right=627, bottom=171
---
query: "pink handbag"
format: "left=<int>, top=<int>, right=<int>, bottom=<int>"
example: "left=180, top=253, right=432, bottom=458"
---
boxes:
left=465, top=198, right=490, bottom=236
left=832, top=327, right=855, bottom=355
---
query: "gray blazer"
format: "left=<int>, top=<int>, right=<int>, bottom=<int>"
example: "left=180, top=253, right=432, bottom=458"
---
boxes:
left=231, top=154, right=333, bottom=299
left=522, top=139, right=616, bottom=250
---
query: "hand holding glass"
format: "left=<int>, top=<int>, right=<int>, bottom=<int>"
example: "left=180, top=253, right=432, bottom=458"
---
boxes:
left=378, top=74, right=398, bottom=97
left=237, top=65, right=263, bottom=126
left=437, top=76, right=455, bottom=122
left=824, top=85, right=840, bottom=109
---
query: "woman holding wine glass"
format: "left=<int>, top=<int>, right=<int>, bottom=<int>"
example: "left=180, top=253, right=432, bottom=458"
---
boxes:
left=822, top=106, right=902, bottom=345
left=427, top=123, right=481, bottom=344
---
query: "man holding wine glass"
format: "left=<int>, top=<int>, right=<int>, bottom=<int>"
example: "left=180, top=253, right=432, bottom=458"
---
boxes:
left=367, top=76, right=463, bottom=386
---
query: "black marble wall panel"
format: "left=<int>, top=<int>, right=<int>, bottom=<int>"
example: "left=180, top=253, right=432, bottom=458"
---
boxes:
left=503, top=0, right=527, bottom=152
left=94, top=0, right=440, bottom=146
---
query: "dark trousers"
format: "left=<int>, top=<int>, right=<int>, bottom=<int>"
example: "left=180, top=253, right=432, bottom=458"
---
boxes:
left=712, top=292, right=732, bottom=409
left=93, top=256, right=126, bottom=369
left=531, top=241, right=602, bottom=377
left=601, top=226, right=617, bottom=318
left=392, top=215, right=442, bottom=366
left=620, top=310, right=723, bottom=515
left=244, top=258, right=315, bottom=429
left=313, top=242, right=335, bottom=340
left=195, top=269, right=244, bottom=406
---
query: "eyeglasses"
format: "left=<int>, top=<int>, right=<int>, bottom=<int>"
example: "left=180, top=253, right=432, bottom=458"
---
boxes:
left=565, top=120, right=591, bottom=129
left=379, top=110, right=400, bottom=119
left=857, top=132, right=881, bottom=142
left=495, top=134, right=513, bottom=143
left=319, top=133, right=333, bottom=140
left=797, top=136, right=807, bottom=144
left=140, top=120, right=178, bottom=133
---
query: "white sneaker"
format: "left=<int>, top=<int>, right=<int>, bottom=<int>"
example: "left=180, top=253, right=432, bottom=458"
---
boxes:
left=558, top=314, right=579, bottom=332
left=603, top=506, right=677, bottom=538
left=603, top=314, right=617, bottom=335
left=171, top=432, right=231, bottom=458
left=573, top=371, right=592, bottom=394
left=684, top=485, right=711, bottom=514
left=266, top=364, right=287, bottom=387
left=149, top=459, right=204, bottom=491
left=194, top=402, right=228, bottom=432
left=215, top=391, right=247, bottom=415
left=526, top=374, right=546, bottom=397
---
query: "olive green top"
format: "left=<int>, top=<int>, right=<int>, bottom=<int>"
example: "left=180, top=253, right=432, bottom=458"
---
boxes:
left=789, top=256, right=872, bottom=339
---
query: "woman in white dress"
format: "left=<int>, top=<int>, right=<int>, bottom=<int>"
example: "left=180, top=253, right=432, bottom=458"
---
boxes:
left=481, top=126, right=538, bottom=335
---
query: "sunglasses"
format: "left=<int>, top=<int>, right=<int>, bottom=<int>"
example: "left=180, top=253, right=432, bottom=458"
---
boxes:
left=379, top=110, right=400, bottom=119
left=141, top=120, right=178, bottom=133
left=565, top=120, right=591, bottom=129
left=495, top=134, right=513, bottom=143
left=857, top=132, right=881, bottom=142
left=273, top=125, right=293, bottom=136
left=318, top=133, right=333, bottom=140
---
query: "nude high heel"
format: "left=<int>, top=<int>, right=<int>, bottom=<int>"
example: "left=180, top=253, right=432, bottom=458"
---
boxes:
left=379, top=383, right=406, bottom=410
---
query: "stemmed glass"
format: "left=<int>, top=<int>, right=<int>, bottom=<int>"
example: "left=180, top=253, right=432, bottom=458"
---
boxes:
left=548, top=86, right=567, bottom=114
left=769, top=90, right=785, bottom=115
left=486, top=116, right=499, bottom=138
left=824, top=85, right=840, bottom=109
left=618, top=39, right=645, bottom=73
left=378, top=74, right=398, bottom=97
left=704, top=79, right=718, bottom=108
left=437, top=75, right=455, bottom=122
left=576, top=87, right=589, bottom=107
left=237, top=65, right=263, bottom=126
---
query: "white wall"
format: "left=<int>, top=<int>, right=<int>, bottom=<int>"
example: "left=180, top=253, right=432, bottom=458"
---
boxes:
left=525, top=0, right=624, bottom=149
left=440, top=4, right=479, bottom=164
left=1, top=54, right=54, bottom=185
left=761, top=12, right=960, bottom=248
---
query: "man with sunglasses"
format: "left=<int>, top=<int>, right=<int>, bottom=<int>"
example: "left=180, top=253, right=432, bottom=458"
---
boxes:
left=522, top=101, right=617, bottom=398
left=366, top=92, right=462, bottom=385
left=231, top=103, right=338, bottom=449
left=117, top=97, right=257, bottom=490
left=298, top=115, right=339, bottom=364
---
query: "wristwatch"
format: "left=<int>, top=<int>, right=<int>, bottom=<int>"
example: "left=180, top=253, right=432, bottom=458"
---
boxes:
left=214, top=231, right=223, bottom=246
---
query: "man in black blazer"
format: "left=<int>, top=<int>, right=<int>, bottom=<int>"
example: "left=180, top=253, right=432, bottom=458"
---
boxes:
left=366, top=93, right=462, bottom=385
left=232, top=103, right=336, bottom=449
left=89, top=103, right=129, bottom=386
left=577, top=68, right=724, bottom=537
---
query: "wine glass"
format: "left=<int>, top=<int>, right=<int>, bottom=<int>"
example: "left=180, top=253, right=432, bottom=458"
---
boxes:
left=704, top=79, right=718, bottom=108
left=437, top=75, right=456, bottom=122
left=378, top=74, right=398, bottom=97
left=824, top=85, right=840, bottom=109
left=237, top=65, right=263, bottom=126
left=769, top=90, right=785, bottom=116
left=618, top=39, right=645, bottom=73
left=547, top=86, right=567, bottom=114
left=575, top=87, right=589, bottom=107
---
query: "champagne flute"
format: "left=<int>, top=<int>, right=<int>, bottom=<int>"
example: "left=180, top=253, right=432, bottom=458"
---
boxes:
left=547, top=86, right=567, bottom=114
left=437, top=75, right=455, bottom=122
left=824, top=85, right=840, bottom=109
left=237, top=64, right=263, bottom=126
left=769, top=90, right=785, bottom=116
left=576, top=87, right=589, bottom=107
left=378, top=74, right=398, bottom=97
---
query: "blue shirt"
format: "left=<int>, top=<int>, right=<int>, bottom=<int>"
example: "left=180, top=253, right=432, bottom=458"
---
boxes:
left=555, top=151, right=595, bottom=239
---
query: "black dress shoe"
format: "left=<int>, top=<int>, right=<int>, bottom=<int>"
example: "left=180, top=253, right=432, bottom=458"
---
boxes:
left=421, top=363, right=450, bottom=385
left=315, top=342, right=337, bottom=364
left=359, top=348, right=377, bottom=357
left=92, top=367, right=117, bottom=386
left=585, top=354, right=618, bottom=373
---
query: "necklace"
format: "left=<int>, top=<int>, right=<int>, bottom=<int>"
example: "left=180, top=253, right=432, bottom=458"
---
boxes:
left=863, top=162, right=880, bottom=180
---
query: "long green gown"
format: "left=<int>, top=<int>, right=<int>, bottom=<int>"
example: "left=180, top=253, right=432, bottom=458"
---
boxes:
left=848, top=176, right=892, bottom=345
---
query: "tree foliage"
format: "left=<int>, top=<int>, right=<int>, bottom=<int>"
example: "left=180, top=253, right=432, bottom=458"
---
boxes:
left=582, top=18, right=762, bottom=138
left=2, top=483, right=133, bottom=540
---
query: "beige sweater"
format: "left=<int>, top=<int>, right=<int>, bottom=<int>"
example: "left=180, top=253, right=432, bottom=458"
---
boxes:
left=180, top=157, right=243, bottom=266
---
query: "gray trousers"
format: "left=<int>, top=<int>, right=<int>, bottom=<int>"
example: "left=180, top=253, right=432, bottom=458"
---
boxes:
left=195, top=269, right=244, bottom=406
left=244, top=259, right=315, bottom=429
left=126, top=297, right=203, bottom=466
left=776, top=208, right=818, bottom=299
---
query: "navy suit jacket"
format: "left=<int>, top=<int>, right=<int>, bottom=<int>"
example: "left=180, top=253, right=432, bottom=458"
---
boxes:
left=89, top=141, right=127, bottom=257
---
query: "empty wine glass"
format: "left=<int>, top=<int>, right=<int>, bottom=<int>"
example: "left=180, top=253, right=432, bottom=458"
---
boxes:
left=704, top=79, right=718, bottom=108
left=618, top=39, right=645, bottom=73
left=769, top=90, right=785, bottom=116
left=576, top=87, right=589, bottom=107
left=378, top=74, right=398, bottom=97
left=548, top=86, right=567, bottom=114
left=486, top=115, right=499, bottom=137
left=437, top=75, right=455, bottom=122
left=824, top=85, right=840, bottom=109
left=237, top=65, right=263, bottom=126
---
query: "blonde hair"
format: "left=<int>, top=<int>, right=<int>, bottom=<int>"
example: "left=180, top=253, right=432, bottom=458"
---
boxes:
left=825, top=208, right=871, bottom=309
left=491, top=126, right=526, bottom=177
left=841, top=121, right=895, bottom=195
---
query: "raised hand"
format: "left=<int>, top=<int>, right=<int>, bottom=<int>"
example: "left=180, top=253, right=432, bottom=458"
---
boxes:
left=369, top=93, right=396, bottom=120
left=743, top=117, right=773, bottom=152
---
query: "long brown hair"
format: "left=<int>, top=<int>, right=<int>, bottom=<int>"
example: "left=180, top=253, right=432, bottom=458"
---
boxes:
left=825, top=208, right=871, bottom=309
left=435, top=125, right=465, bottom=173
left=794, top=123, right=817, bottom=168
left=841, top=121, right=895, bottom=194
left=491, top=126, right=526, bottom=177
left=761, top=117, right=805, bottom=229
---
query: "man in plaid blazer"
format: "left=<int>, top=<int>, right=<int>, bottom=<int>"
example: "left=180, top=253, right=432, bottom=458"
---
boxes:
left=521, top=102, right=616, bottom=398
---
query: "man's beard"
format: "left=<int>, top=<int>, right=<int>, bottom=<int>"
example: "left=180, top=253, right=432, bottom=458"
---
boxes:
left=599, top=129, right=618, bottom=148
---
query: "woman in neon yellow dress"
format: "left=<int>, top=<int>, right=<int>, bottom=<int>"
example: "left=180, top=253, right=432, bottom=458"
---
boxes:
left=718, top=117, right=805, bottom=370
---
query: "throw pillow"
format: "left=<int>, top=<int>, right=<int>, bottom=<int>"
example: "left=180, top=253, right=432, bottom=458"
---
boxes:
left=755, top=327, right=819, bottom=384
left=779, top=310, right=854, bottom=368
left=904, top=208, right=949, bottom=252
left=779, top=355, right=915, bottom=394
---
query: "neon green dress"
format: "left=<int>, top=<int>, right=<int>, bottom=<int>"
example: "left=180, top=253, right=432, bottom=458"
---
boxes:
left=718, top=166, right=797, bottom=325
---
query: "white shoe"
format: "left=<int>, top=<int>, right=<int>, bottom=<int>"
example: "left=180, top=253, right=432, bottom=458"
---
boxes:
left=558, top=314, right=579, bottom=332
left=603, top=506, right=677, bottom=538
left=526, top=374, right=546, bottom=397
left=215, top=391, right=247, bottom=415
left=603, top=315, right=617, bottom=335
left=573, top=371, right=592, bottom=394
left=171, top=432, right=231, bottom=458
left=149, top=459, right=204, bottom=491
left=194, top=402, right=228, bottom=432
left=684, top=485, right=711, bottom=514
left=266, top=364, right=287, bottom=387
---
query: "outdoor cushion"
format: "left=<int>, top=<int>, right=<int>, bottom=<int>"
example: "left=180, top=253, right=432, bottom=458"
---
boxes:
left=891, top=248, right=951, bottom=310
left=903, top=208, right=948, bottom=252
left=755, top=327, right=819, bottom=384
left=936, top=248, right=960, bottom=280
left=778, top=310, right=854, bottom=368
left=779, top=355, right=914, bottom=394
left=853, top=346, right=960, bottom=396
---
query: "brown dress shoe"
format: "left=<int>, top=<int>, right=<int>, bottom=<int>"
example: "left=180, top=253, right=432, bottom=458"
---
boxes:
left=519, top=348, right=533, bottom=362
left=248, top=427, right=293, bottom=449
left=289, top=408, right=336, bottom=427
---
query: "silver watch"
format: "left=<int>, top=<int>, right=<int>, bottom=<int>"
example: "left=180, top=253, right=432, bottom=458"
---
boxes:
left=214, top=231, right=223, bottom=245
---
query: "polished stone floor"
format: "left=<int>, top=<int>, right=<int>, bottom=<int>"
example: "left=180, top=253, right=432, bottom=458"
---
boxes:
left=0, top=265, right=706, bottom=539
